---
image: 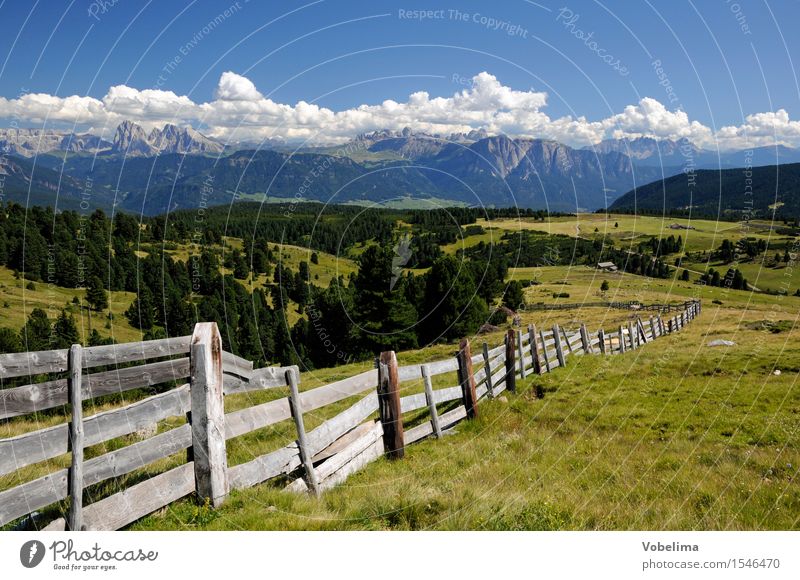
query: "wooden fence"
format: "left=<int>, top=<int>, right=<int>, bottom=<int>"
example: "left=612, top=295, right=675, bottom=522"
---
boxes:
left=524, top=300, right=693, bottom=313
left=0, top=300, right=701, bottom=530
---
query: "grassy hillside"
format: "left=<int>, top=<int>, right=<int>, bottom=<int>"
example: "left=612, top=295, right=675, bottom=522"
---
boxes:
left=0, top=266, right=142, bottom=344
left=127, top=267, right=799, bottom=531
left=608, top=162, right=800, bottom=219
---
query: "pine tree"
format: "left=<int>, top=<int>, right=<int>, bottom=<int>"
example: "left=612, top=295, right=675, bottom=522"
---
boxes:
left=86, top=275, right=109, bottom=311
left=503, top=280, right=525, bottom=310
left=421, top=255, right=488, bottom=344
left=353, top=244, right=418, bottom=354
left=20, top=308, right=52, bottom=351
left=0, top=327, right=22, bottom=353
left=53, top=310, right=80, bottom=348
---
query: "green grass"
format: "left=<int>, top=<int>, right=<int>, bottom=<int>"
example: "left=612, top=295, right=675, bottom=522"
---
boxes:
left=0, top=266, right=142, bottom=344
left=2, top=239, right=798, bottom=530
left=481, top=214, right=778, bottom=254
left=124, top=269, right=799, bottom=530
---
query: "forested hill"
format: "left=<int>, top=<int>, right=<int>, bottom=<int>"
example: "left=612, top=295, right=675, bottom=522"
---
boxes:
left=609, top=162, right=800, bottom=219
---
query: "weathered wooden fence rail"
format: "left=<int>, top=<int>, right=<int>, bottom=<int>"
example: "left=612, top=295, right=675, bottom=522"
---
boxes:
left=0, top=300, right=701, bottom=530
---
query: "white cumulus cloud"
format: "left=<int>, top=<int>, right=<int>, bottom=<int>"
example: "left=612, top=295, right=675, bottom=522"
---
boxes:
left=0, top=71, right=798, bottom=151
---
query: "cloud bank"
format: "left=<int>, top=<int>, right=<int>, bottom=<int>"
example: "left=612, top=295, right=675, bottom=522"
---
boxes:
left=0, top=71, right=798, bottom=150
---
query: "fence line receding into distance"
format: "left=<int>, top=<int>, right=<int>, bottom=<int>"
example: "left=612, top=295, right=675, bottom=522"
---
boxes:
left=0, top=300, right=701, bottom=530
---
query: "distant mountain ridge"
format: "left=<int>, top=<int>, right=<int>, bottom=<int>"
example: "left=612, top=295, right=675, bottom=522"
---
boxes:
left=609, top=162, right=800, bottom=218
left=588, top=136, right=800, bottom=168
left=3, top=121, right=800, bottom=216
left=0, top=121, right=225, bottom=157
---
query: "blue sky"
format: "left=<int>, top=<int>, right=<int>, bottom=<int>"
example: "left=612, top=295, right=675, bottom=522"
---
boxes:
left=1, top=0, right=799, bottom=148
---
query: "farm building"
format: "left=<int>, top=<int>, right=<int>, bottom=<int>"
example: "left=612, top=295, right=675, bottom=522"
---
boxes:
left=596, top=261, right=618, bottom=272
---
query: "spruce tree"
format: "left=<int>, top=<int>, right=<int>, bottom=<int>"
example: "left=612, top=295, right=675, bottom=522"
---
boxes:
left=86, top=276, right=109, bottom=311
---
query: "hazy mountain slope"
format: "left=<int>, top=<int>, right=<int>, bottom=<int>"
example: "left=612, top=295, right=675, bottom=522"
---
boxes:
left=609, top=162, right=800, bottom=218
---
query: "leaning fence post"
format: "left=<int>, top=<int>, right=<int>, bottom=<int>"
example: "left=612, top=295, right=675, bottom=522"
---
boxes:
left=598, top=329, right=606, bottom=354
left=529, top=323, right=542, bottom=374
left=189, top=322, right=229, bottom=507
left=504, top=329, right=517, bottom=393
left=457, top=339, right=479, bottom=419
left=516, top=330, right=526, bottom=379
left=287, top=368, right=319, bottom=496
left=481, top=342, right=494, bottom=399
left=579, top=323, right=591, bottom=353
left=540, top=329, right=552, bottom=371
left=377, top=351, right=404, bottom=459
left=637, top=318, right=648, bottom=344
left=421, top=364, right=442, bottom=438
left=618, top=325, right=626, bottom=353
left=67, top=344, right=83, bottom=532
left=628, top=320, right=636, bottom=350
left=552, top=324, right=566, bottom=367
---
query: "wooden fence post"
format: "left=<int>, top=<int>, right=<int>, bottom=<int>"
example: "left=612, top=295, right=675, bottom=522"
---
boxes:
left=421, top=364, right=442, bottom=438
left=190, top=322, right=229, bottom=507
left=618, top=325, right=626, bottom=353
left=539, top=329, right=552, bottom=372
left=286, top=368, right=319, bottom=496
left=504, top=329, right=517, bottom=393
left=481, top=342, right=495, bottom=399
left=562, top=327, right=574, bottom=354
left=378, top=351, right=404, bottom=459
left=457, top=339, right=479, bottom=419
left=628, top=320, right=636, bottom=350
left=516, top=330, right=526, bottom=379
left=637, top=318, right=648, bottom=344
left=552, top=324, right=566, bottom=367
left=67, top=344, right=84, bottom=531
left=529, top=324, right=542, bottom=374
left=598, top=329, right=606, bottom=354
left=668, top=318, right=673, bottom=333
left=649, top=317, right=658, bottom=339
left=579, top=323, right=591, bottom=353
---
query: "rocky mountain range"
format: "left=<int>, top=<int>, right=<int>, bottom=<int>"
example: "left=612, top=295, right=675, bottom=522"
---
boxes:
left=2, top=121, right=799, bottom=216
left=587, top=136, right=800, bottom=168
left=0, top=121, right=224, bottom=157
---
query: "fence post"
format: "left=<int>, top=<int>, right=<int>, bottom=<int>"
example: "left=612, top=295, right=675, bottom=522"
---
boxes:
left=637, top=318, right=648, bottom=344
left=378, top=351, right=404, bottom=459
left=286, top=368, right=319, bottom=496
left=529, top=323, right=542, bottom=374
left=504, top=329, right=517, bottom=393
left=598, top=329, right=606, bottom=354
left=67, top=344, right=84, bottom=531
left=562, top=327, right=574, bottom=354
left=481, top=342, right=494, bottom=399
left=618, top=325, right=626, bottom=353
left=457, top=339, right=479, bottom=419
left=649, top=317, right=658, bottom=339
left=189, top=322, right=229, bottom=507
left=668, top=318, right=673, bottom=333
left=539, top=329, right=552, bottom=372
left=421, top=364, right=442, bottom=438
left=516, top=330, right=526, bottom=379
left=627, top=320, right=636, bottom=350
left=579, top=323, right=591, bottom=353
left=552, top=324, right=566, bottom=367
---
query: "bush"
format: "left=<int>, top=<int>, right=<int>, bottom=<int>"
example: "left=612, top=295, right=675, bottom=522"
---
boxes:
left=712, top=299, right=723, bottom=305
left=25, top=281, right=36, bottom=291
left=553, top=292, right=570, bottom=298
